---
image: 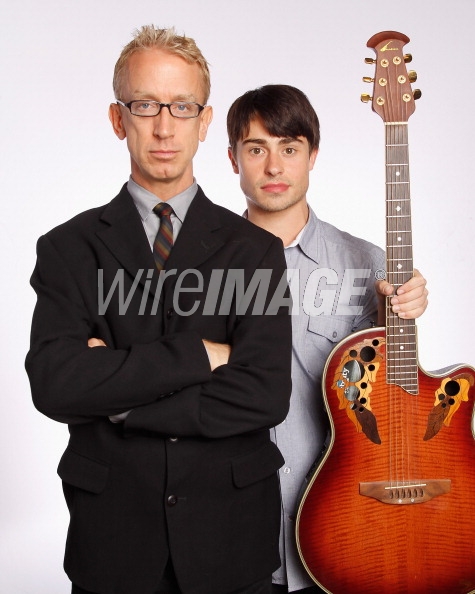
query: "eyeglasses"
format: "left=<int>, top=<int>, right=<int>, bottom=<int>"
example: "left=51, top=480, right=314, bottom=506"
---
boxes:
left=116, top=100, right=205, bottom=119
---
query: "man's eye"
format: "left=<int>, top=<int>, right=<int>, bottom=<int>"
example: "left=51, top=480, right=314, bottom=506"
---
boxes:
left=250, top=147, right=263, bottom=155
left=284, top=147, right=296, bottom=154
left=172, top=103, right=192, bottom=114
left=135, top=102, right=153, bottom=112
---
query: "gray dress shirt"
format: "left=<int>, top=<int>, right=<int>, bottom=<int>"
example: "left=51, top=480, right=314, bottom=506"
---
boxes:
left=127, top=176, right=197, bottom=247
left=271, top=206, right=385, bottom=591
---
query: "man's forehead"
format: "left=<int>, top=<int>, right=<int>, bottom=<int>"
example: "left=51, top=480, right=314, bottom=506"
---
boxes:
left=240, top=118, right=305, bottom=144
left=122, top=49, right=205, bottom=97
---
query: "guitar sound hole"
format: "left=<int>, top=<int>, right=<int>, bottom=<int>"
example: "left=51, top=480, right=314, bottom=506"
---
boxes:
left=346, top=386, right=361, bottom=401
left=360, top=346, right=376, bottom=362
left=445, top=380, right=460, bottom=397
left=342, top=360, right=365, bottom=382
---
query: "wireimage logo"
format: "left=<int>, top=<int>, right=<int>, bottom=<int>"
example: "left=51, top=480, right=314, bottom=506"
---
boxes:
left=97, top=268, right=376, bottom=317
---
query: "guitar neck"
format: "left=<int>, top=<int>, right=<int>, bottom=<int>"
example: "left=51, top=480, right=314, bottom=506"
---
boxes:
left=385, top=122, right=419, bottom=394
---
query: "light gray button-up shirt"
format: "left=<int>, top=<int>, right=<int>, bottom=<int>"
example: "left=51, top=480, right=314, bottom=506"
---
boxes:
left=271, top=206, right=385, bottom=591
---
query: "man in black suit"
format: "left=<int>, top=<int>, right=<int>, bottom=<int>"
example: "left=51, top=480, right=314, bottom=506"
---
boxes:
left=25, top=26, right=292, bottom=594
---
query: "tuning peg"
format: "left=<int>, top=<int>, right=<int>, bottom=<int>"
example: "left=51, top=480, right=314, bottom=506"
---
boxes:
left=413, top=89, right=422, bottom=100
left=408, top=70, right=417, bottom=83
left=365, top=57, right=376, bottom=64
left=404, top=54, right=412, bottom=63
left=361, top=93, right=372, bottom=103
left=362, top=77, right=374, bottom=83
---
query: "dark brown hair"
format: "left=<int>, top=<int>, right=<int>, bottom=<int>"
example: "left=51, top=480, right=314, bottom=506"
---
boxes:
left=227, top=84, right=320, bottom=152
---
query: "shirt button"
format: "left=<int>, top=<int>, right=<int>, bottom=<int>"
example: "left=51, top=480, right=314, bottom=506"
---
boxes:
left=167, top=495, right=178, bottom=506
left=283, top=467, right=291, bottom=474
left=167, top=308, right=174, bottom=319
left=332, top=331, right=338, bottom=338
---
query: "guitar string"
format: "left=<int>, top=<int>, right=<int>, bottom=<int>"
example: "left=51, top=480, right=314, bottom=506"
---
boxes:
left=386, top=120, right=420, bottom=495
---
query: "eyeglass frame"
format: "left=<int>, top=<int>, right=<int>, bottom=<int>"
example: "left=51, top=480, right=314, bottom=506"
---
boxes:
left=116, top=99, right=206, bottom=119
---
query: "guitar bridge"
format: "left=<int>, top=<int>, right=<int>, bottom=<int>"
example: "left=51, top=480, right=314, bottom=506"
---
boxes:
left=359, top=479, right=451, bottom=504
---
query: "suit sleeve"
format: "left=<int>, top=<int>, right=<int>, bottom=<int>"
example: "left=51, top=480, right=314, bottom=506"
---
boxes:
left=25, top=234, right=212, bottom=424
left=124, top=236, right=292, bottom=439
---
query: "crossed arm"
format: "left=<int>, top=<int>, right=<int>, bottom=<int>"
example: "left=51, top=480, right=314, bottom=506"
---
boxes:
left=88, top=337, right=231, bottom=372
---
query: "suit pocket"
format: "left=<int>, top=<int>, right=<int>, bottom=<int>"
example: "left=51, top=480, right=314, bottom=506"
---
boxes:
left=231, top=441, right=285, bottom=488
left=57, top=447, right=110, bottom=494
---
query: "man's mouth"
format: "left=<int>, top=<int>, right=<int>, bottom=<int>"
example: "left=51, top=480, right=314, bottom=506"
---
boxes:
left=151, top=149, right=178, bottom=160
left=261, top=183, right=289, bottom=193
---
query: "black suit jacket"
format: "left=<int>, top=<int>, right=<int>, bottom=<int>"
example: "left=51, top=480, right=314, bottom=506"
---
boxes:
left=26, top=185, right=292, bottom=594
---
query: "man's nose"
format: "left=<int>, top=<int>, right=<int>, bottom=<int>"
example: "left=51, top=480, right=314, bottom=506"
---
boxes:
left=265, top=152, right=283, bottom=176
left=153, top=106, right=175, bottom=138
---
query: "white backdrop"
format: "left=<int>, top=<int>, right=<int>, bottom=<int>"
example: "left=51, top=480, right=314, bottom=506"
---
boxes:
left=1, top=1, right=474, bottom=592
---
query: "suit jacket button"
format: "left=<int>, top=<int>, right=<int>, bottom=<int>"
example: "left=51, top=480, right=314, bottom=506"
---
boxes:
left=169, top=437, right=178, bottom=442
left=166, top=308, right=174, bottom=319
left=167, top=495, right=178, bottom=506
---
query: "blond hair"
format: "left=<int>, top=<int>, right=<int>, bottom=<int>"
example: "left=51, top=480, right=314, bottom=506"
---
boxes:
left=113, top=25, right=211, bottom=103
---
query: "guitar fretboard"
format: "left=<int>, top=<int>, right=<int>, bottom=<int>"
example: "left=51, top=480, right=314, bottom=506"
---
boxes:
left=385, top=123, right=419, bottom=394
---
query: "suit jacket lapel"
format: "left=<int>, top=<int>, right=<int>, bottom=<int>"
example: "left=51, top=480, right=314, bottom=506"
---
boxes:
left=95, top=184, right=226, bottom=302
left=96, top=184, right=157, bottom=292
left=166, top=187, right=225, bottom=276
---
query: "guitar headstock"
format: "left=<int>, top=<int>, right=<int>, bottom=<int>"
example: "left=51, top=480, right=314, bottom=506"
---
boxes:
left=361, top=31, right=420, bottom=122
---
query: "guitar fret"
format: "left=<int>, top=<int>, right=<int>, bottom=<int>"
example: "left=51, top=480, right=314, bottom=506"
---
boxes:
left=387, top=330, right=416, bottom=335
left=388, top=346, right=417, bottom=350
left=386, top=271, right=411, bottom=275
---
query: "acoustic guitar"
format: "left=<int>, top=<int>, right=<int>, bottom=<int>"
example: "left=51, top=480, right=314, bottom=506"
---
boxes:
left=296, top=31, right=475, bottom=594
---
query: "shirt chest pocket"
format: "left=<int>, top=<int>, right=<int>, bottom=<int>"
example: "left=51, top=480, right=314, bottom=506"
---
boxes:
left=304, top=316, right=354, bottom=378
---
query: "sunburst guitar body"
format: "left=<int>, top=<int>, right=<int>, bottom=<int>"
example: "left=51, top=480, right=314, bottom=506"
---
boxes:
left=296, top=32, right=475, bottom=594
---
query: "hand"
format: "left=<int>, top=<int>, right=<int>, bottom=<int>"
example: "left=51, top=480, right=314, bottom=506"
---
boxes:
left=376, top=268, right=428, bottom=322
left=202, top=340, right=231, bottom=372
left=88, top=337, right=107, bottom=348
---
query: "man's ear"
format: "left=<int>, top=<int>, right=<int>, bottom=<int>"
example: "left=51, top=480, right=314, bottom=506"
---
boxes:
left=109, top=103, right=126, bottom=140
left=198, top=106, right=213, bottom=142
left=309, top=148, right=318, bottom=172
left=228, top=147, right=239, bottom=174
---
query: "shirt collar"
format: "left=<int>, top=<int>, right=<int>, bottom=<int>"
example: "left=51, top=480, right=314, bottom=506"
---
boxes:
left=242, top=205, right=321, bottom=264
left=127, top=176, right=198, bottom=223
left=289, top=207, right=321, bottom=264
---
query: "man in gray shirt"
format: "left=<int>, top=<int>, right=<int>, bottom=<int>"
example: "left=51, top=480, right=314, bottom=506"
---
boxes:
left=226, top=84, right=428, bottom=593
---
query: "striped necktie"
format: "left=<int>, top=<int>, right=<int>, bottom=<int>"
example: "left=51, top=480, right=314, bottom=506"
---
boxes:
left=152, top=202, right=174, bottom=271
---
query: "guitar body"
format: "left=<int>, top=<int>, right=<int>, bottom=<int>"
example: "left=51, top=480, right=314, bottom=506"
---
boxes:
left=296, top=327, right=475, bottom=594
